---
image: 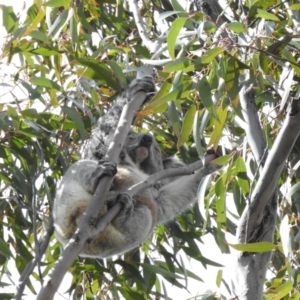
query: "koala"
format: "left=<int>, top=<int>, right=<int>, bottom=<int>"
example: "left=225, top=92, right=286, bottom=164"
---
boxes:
left=53, top=76, right=220, bottom=258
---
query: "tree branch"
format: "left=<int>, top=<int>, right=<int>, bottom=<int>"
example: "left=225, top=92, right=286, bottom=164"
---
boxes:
left=93, top=154, right=218, bottom=233
left=127, top=0, right=162, bottom=53
left=239, top=100, right=300, bottom=241
left=234, top=96, right=300, bottom=299
left=14, top=216, right=54, bottom=300
left=239, top=79, right=267, bottom=165
left=37, top=90, right=149, bottom=300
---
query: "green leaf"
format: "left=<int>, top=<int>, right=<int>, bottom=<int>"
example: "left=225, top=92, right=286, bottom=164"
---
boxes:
left=209, top=104, right=228, bottom=147
left=198, top=173, right=212, bottom=223
left=212, top=154, right=230, bottom=166
left=29, top=47, right=61, bottom=56
left=48, top=88, right=59, bottom=107
left=167, top=17, right=187, bottom=60
left=163, top=58, right=194, bottom=73
left=225, top=56, right=240, bottom=104
left=29, top=31, right=49, bottom=42
left=31, top=77, right=62, bottom=92
left=23, top=9, right=45, bottom=37
left=216, top=270, right=223, bottom=288
left=200, top=47, right=224, bottom=64
left=61, top=106, right=86, bottom=140
left=227, top=22, right=246, bottom=33
left=76, top=58, right=119, bottom=90
left=7, top=105, right=19, bottom=129
left=145, top=86, right=182, bottom=111
left=198, top=76, right=218, bottom=120
left=289, top=3, right=300, bottom=10
left=43, top=0, right=70, bottom=7
left=70, top=12, right=78, bottom=48
left=259, top=52, right=269, bottom=74
left=271, top=281, right=293, bottom=300
left=193, top=110, right=204, bottom=159
left=140, top=263, right=180, bottom=279
left=181, top=104, right=196, bottom=143
left=228, top=242, right=276, bottom=252
left=1, top=5, right=18, bottom=33
left=167, top=101, right=181, bottom=141
left=215, top=176, right=226, bottom=223
left=256, top=9, right=280, bottom=21
left=0, top=238, right=12, bottom=257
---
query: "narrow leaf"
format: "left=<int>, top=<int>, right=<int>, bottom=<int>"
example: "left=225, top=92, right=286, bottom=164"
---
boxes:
left=167, top=17, right=187, bottom=60
left=215, top=176, right=226, bottom=223
left=256, top=9, right=280, bottom=21
left=209, top=104, right=228, bottom=147
left=200, top=47, right=223, bottom=64
left=23, top=9, right=45, bottom=36
left=31, top=77, right=62, bottom=91
left=1, top=5, right=18, bottom=33
left=228, top=242, right=276, bottom=252
left=227, top=22, right=246, bottom=33
left=198, top=77, right=218, bottom=120
left=43, top=0, right=70, bottom=7
left=61, top=106, right=86, bottom=140
left=181, top=104, right=196, bottom=143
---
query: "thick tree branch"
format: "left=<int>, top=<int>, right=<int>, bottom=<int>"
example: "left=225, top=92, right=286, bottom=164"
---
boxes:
left=234, top=97, right=300, bottom=299
left=37, top=90, right=148, bottom=300
left=239, top=101, right=300, bottom=240
left=239, top=81, right=267, bottom=165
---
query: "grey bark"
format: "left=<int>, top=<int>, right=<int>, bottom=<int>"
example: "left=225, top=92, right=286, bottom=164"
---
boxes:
left=234, top=78, right=300, bottom=299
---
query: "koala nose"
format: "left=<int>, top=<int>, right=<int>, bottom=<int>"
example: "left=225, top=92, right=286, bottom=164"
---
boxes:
left=141, top=134, right=153, bottom=146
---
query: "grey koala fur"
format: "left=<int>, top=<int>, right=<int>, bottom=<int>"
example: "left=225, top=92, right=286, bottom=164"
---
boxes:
left=53, top=76, right=220, bottom=258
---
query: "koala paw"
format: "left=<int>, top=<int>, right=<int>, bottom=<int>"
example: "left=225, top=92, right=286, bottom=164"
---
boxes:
left=97, top=160, right=117, bottom=177
left=116, top=193, right=135, bottom=217
left=126, top=76, right=156, bottom=101
left=87, top=161, right=117, bottom=193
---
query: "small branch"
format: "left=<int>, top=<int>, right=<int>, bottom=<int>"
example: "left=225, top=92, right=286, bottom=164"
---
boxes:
left=14, top=216, right=54, bottom=300
left=93, top=153, right=218, bottom=233
left=283, top=1, right=300, bottom=31
left=128, top=154, right=217, bottom=195
left=127, top=0, right=161, bottom=53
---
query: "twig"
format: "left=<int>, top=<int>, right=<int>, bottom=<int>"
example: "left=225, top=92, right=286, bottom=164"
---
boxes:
left=14, top=216, right=54, bottom=300
left=127, top=0, right=162, bottom=53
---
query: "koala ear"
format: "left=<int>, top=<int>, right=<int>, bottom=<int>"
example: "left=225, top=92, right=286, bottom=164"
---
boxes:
left=163, top=157, right=185, bottom=169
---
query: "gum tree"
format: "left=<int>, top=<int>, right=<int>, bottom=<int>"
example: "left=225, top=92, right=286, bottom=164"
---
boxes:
left=1, top=0, right=300, bottom=299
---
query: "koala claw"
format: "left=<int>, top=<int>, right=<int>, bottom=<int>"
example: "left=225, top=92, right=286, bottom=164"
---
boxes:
left=126, top=76, right=156, bottom=101
left=98, top=160, right=117, bottom=177
left=116, top=193, right=135, bottom=216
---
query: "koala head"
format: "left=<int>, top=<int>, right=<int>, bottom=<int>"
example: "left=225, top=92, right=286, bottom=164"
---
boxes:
left=120, top=132, right=164, bottom=174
